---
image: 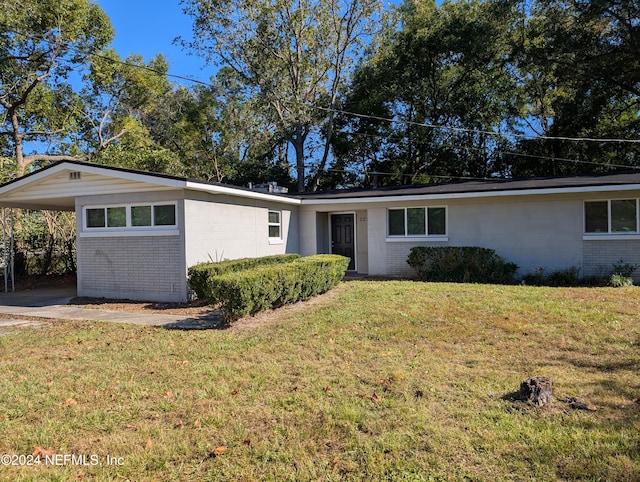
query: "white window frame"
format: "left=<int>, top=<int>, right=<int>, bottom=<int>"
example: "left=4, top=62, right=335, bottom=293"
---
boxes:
left=583, top=199, right=640, bottom=239
left=268, top=210, right=283, bottom=244
left=386, top=206, right=448, bottom=241
left=81, top=202, right=179, bottom=237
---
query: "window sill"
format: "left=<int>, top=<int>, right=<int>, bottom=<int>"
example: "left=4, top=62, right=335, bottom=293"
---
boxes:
left=80, top=229, right=180, bottom=238
left=583, top=233, right=640, bottom=241
left=386, top=236, right=448, bottom=243
left=268, top=238, right=284, bottom=245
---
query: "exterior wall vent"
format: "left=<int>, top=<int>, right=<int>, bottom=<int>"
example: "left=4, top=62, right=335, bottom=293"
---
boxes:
left=69, top=171, right=82, bottom=180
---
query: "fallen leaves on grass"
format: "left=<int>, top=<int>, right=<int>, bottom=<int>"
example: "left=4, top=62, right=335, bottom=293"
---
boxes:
left=62, top=398, right=78, bottom=407
left=213, top=445, right=227, bottom=456
left=32, top=446, right=55, bottom=457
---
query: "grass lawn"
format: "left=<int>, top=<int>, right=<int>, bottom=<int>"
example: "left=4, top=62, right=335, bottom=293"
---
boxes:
left=0, top=281, right=639, bottom=481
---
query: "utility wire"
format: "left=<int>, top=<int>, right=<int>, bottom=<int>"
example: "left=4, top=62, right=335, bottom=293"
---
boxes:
left=10, top=28, right=638, bottom=146
left=333, top=128, right=640, bottom=171
left=6, top=27, right=640, bottom=172
left=316, top=106, right=640, bottom=144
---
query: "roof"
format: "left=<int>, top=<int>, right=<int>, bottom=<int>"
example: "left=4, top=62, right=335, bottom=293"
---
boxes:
left=298, top=170, right=640, bottom=204
left=1, top=161, right=640, bottom=210
left=0, top=160, right=299, bottom=210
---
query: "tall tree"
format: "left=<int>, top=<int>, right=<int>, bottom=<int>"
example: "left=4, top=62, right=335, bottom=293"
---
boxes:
left=334, top=0, right=519, bottom=185
left=179, top=0, right=384, bottom=192
left=504, top=0, right=640, bottom=176
left=0, top=0, right=170, bottom=177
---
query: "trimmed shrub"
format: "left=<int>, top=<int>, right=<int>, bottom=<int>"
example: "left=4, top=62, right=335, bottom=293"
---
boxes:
left=407, top=246, right=518, bottom=284
left=188, top=254, right=302, bottom=300
left=207, top=254, right=350, bottom=321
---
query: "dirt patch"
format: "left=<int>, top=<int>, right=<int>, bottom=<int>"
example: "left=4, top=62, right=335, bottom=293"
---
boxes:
left=68, top=297, right=213, bottom=317
left=228, top=287, right=342, bottom=330
left=67, top=287, right=343, bottom=331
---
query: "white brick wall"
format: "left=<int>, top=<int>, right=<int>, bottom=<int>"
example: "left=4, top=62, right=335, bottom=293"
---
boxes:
left=583, top=239, right=640, bottom=281
left=77, top=235, right=186, bottom=302
left=386, top=241, right=449, bottom=278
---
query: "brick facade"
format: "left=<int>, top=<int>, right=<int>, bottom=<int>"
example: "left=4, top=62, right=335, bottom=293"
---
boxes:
left=583, top=239, right=640, bottom=281
left=77, top=235, right=186, bottom=302
left=385, top=241, right=449, bottom=278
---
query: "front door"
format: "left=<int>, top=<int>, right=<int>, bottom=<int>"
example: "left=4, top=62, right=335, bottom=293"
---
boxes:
left=331, top=214, right=356, bottom=271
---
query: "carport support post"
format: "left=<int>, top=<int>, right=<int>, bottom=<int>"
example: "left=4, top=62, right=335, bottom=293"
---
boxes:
left=9, top=209, right=14, bottom=292
left=2, top=208, right=6, bottom=293
left=2, top=208, right=15, bottom=293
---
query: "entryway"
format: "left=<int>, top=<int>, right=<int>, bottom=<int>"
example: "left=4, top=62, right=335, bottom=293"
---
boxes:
left=330, top=213, right=356, bottom=271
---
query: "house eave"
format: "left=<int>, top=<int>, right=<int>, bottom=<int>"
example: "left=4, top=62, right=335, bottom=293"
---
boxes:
left=298, top=183, right=640, bottom=205
left=185, top=181, right=301, bottom=205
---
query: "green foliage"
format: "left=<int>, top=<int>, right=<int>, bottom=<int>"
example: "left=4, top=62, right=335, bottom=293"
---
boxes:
left=523, top=259, right=639, bottom=287
left=609, top=273, right=633, bottom=288
left=180, top=0, right=385, bottom=191
left=406, top=246, right=518, bottom=284
left=188, top=254, right=302, bottom=301
left=608, top=259, right=638, bottom=287
left=545, top=267, right=582, bottom=287
left=522, top=267, right=587, bottom=287
left=334, top=0, right=519, bottom=185
left=0, top=0, right=173, bottom=177
left=611, top=259, right=639, bottom=278
left=206, top=254, right=350, bottom=321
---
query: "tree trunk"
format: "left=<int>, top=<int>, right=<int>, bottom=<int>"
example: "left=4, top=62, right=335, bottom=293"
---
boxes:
left=519, top=377, right=553, bottom=407
left=291, top=124, right=308, bottom=193
left=40, top=233, right=55, bottom=276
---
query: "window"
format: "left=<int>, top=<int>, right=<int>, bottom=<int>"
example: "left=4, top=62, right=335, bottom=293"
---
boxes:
left=107, top=207, right=126, bottom=227
left=86, top=208, right=106, bottom=228
left=84, top=203, right=177, bottom=231
left=86, top=207, right=127, bottom=228
left=268, top=210, right=281, bottom=239
left=585, top=199, right=639, bottom=233
left=387, top=207, right=447, bottom=237
left=131, top=205, right=152, bottom=226
left=154, top=205, right=176, bottom=226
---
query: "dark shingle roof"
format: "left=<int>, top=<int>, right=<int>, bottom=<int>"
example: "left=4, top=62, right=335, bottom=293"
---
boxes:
left=298, top=170, right=640, bottom=200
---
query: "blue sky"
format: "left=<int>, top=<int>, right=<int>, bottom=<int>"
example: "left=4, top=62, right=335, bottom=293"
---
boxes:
left=96, top=0, right=218, bottom=85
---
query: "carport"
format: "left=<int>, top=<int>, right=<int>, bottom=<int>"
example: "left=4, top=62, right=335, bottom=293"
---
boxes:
left=0, top=161, right=186, bottom=301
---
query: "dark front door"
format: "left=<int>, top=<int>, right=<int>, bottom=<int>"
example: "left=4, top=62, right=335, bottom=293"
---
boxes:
left=331, top=214, right=355, bottom=271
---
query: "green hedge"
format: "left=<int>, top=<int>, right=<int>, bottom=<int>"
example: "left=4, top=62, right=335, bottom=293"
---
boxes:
left=188, top=254, right=302, bottom=300
left=208, top=254, right=350, bottom=322
left=407, top=246, right=518, bottom=284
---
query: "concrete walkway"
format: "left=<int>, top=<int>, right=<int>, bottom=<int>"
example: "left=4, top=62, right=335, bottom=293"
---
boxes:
left=0, top=287, right=223, bottom=330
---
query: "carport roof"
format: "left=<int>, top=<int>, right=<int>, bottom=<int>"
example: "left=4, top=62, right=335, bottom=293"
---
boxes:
left=0, top=160, right=300, bottom=210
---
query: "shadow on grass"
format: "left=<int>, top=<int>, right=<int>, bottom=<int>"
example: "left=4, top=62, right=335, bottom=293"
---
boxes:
left=161, top=312, right=231, bottom=331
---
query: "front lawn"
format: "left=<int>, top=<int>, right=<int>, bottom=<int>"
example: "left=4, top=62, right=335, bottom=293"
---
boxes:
left=0, top=281, right=638, bottom=481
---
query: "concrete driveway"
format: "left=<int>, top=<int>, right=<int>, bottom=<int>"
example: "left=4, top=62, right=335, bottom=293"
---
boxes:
left=0, top=287, right=222, bottom=330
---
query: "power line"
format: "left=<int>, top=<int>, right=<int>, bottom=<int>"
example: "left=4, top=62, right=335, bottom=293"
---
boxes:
left=11, top=27, right=639, bottom=147
left=6, top=28, right=640, bottom=162
left=317, top=106, right=640, bottom=145
left=334, top=127, right=640, bottom=171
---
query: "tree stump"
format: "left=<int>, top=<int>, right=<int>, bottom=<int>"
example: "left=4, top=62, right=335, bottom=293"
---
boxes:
left=519, top=377, right=553, bottom=407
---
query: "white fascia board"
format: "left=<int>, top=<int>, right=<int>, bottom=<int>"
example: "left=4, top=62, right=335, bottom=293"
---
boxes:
left=0, top=162, right=185, bottom=196
left=299, top=183, right=640, bottom=205
left=185, top=181, right=301, bottom=205
left=64, top=163, right=186, bottom=188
